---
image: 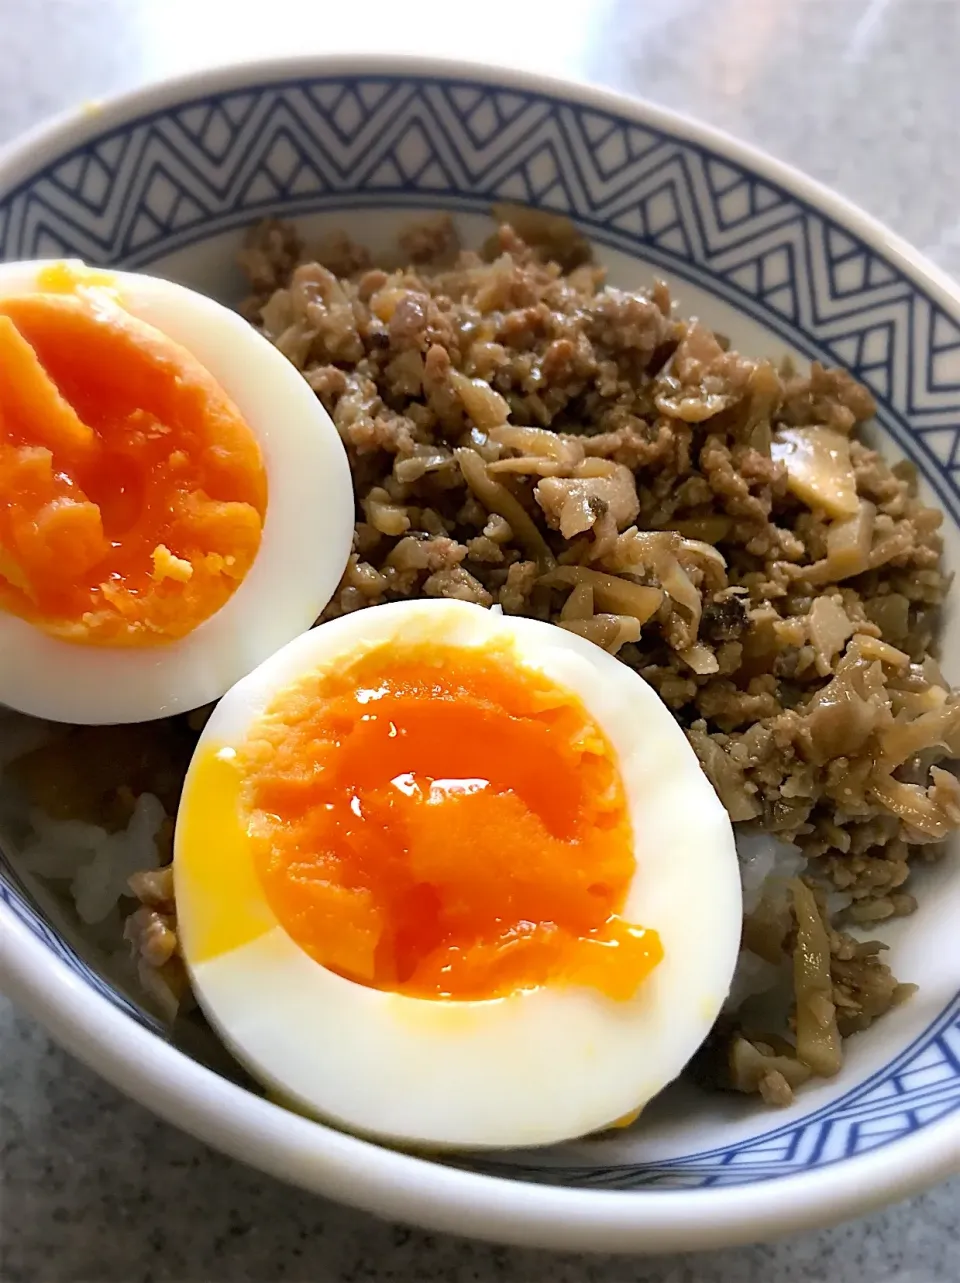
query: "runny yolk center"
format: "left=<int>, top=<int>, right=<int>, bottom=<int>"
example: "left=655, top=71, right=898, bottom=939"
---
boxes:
left=240, top=642, right=663, bottom=1002
left=0, top=268, right=266, bottom=645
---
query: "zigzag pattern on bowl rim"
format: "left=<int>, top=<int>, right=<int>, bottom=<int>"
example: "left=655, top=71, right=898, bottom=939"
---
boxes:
left=0, top=73, right=958, bottom=1190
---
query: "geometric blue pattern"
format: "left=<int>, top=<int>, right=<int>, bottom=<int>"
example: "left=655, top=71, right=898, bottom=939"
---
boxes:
left=0, top=72, right=958, bottom=1191
left=471, top=999, right=960, bottom=1189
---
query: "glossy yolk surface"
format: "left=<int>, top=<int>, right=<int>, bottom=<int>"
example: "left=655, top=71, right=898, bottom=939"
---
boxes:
left=0, top=272, right=266, bottom=645
left=237, top=641, right=663, bottom=1001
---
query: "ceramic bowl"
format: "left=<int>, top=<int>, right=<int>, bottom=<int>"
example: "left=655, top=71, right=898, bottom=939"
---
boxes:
left=0, top=54, right=958, bottom=1253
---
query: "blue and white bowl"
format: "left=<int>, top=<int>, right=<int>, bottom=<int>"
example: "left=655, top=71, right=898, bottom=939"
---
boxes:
left=0, top=56, right=957, bottom=1252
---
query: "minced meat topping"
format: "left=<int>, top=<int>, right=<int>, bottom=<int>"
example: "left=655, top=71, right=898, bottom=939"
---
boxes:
left=112, top=211, right=958, bottom=1105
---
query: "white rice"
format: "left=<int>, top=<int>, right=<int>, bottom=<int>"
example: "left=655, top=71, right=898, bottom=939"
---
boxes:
left=724, top=826, right=808, bottom=1014
left=18, top=792, right=166, bottom=924
left=0, top=711, right=166, bottom=929
left=734, top=826, right=806, bottom=915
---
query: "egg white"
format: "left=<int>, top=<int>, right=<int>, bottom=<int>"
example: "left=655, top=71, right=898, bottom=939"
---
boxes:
left=0, top=259, right=354, bottom=724
left=175, top=598, right=742, bottom=1150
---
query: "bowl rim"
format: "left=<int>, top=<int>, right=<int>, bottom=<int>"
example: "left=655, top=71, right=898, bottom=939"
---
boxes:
left=0, top=51, right=958, bottom=1253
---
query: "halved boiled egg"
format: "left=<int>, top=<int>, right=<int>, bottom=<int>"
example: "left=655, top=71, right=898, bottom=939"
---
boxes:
left=175, top=598, right=741, bottom=1149
left=0, top=260, right=353, bottom=724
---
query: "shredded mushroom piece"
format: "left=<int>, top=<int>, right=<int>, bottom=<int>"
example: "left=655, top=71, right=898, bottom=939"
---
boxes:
left=679, top=642, right=720, bottom=675
left=362, top=486, right=411, bottom=537
left=539, top=566, right=663, bottom=623
left=488, top=425, right=584, bottom=464
left=559, top=582, right=594, bottom=622
left=610, top=529, right=705, bottom=637
left=448, top=369, right=510, bottom=428
left=826, top=501, right=875, bottom=579
left=854, top=635, right=910, bottom=668
left=791, top=880, right=842, bottom=1077
left=454, top=447, right=555, bottom=569
left=487, top=457, right=569, bottom=477
left=876, top=702, right=960, bottom=770
left=679, top=539, right=727, bottom=571
left=535, top=473, right=637, bottom=539
left=670, top=515, right=732, bottom=543
left=771, top=426, right=860, bottom=518
left=869, top=774, right=958, bottom=841
left=807, top=596, right=855, bottom=675
left=728, top=1036, right=812, bottom=1106
left=559, top=613, right=642, bottom=654
left=930, top=766, right=960, bottom=823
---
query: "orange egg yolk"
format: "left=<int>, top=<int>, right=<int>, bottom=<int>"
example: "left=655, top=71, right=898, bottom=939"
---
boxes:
left=238, top=641, right=663, bottom=1002
left=0, top=269, right=266, bottom=645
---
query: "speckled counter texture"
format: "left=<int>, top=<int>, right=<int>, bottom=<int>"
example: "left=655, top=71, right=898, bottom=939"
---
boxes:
left=1, top=1, right=959, bottom=1279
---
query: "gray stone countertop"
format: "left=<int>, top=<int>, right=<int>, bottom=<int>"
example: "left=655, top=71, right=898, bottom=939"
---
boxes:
left=1, top=0, right=959, bottom=1279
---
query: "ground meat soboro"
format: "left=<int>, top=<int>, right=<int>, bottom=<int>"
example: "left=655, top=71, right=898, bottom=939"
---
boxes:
left=226, top=213, right=959, bottom=1104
